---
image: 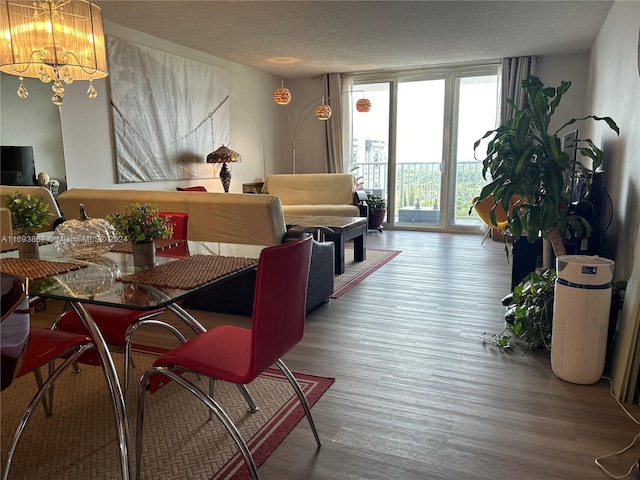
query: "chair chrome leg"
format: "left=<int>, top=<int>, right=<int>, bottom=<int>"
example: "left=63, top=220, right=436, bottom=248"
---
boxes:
left=136, top=378, right=148, bottom=480
left=2, top=344, right=94, bottom=480
left=237, top=384, right=259, bottom=413
left=31, top=367, right=52, bottom=417
left=125, top=319, right=187, bottom=405
left=47, top=360, right=55, bottom=416
left=208, top=378, right=216, bottom=420
left=275, top=359, right=321, bottom=448
left=138, top=367, right=259, bottom=480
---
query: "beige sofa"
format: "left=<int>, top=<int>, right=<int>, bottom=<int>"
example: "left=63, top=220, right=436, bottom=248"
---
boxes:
left=261, top=173, right=362, bottom=217
left=58, top=189, right=287, bottom=246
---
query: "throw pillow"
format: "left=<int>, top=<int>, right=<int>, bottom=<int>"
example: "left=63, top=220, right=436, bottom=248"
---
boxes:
left=176, top=186, right=207, bottom=192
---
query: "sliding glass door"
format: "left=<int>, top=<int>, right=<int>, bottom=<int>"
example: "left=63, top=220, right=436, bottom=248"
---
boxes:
left=350, top=65, right=500, bottom=232
left=396, top=79, right=445, bottom=226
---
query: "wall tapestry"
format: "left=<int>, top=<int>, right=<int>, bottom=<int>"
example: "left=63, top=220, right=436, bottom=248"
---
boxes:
left=107, top=36, right=230, bottom=183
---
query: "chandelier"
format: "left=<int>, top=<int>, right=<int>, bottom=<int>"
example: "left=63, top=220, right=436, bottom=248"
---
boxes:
left=0, top=0, right=109, bottom=105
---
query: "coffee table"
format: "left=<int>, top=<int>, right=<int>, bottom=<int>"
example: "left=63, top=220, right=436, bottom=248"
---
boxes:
left=285, top=215, right=367, bottom=275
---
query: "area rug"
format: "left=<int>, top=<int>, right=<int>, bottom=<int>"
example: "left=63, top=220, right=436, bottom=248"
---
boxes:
left=332, top=248, right=401, bottom=298
left=0, top=353, right=334, bottom=480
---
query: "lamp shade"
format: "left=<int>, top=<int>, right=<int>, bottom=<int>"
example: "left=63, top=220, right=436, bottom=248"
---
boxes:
left=274, top=86, right=291, bottom=105
left=0, top=0, right=108, bottom=104
left=206, top=145, right=241, bottom=164
left=314, top=103, right=332, bottom=120
left=356, top=98, right=372, bottom=112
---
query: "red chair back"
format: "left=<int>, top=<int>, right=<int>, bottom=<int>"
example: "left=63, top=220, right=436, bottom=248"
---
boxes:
left=248, top=235, right=313, bottom=378
left=0, top=273, right=30, bottom=391
left=159, top=212, right=189, bottom=240
left=157, top=212, right=189, bottom=258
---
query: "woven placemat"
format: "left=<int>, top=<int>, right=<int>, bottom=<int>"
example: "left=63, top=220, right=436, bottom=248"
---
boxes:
left=0, top=257, right=86, bottom=280
left=120, top=254, right=258, bottom=289
left=110, top=239, right=187, bottom=254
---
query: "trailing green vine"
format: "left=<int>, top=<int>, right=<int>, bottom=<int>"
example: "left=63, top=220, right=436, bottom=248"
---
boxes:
left=483, top=269, right=556, bottom=352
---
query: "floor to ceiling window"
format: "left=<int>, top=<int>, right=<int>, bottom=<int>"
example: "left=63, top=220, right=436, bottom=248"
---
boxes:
left=350, top=65, right=500, bottom=232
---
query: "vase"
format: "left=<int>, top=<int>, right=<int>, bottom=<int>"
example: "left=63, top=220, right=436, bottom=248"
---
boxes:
left=14, top=233, right=40, bottom=259
left=132, top=241, right=155, bottom=269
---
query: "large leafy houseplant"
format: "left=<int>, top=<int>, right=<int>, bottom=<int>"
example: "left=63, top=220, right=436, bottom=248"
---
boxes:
left=474, top=76, right=619, bottom=256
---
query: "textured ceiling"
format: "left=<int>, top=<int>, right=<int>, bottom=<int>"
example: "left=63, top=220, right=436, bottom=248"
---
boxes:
left=98, top=1, right=614, bottom=79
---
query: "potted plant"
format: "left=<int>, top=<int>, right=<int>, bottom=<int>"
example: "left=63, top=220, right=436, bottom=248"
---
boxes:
left=501, top=268, right=557, bottom=351
left=3, top=192, right=51, bottom=258
left=366, top=193, right=387, bottom=232
left=107, top=203, right=173, bottom=268
left=473, top=76, right=619, bottom=257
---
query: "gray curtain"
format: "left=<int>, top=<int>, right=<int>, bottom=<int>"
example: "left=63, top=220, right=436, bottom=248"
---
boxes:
left=500, top=56, right=537, bottom=124
left=325, top=73, right=344, bottom=173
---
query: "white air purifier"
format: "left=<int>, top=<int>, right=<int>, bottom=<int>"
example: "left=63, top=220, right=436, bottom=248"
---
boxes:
left=551, top=255, right=615, bottom=384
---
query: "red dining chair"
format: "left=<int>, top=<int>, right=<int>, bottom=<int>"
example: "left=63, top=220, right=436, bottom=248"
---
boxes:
left=1, top=273, right=95, bottom=480
left=52, top=304, right=187, bottom=403
left=136, top=235, right=319, bottom=480
left=52, top=212, right=191, bottom=403
left=156, top=211, right=189, bottom=258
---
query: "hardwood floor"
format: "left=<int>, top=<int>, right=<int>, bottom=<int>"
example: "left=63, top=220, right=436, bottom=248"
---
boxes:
left=30, top=230, right=639, bottom=479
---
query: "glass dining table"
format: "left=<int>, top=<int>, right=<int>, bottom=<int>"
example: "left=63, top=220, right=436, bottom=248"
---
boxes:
left=0, top=238, right=265, bottom=480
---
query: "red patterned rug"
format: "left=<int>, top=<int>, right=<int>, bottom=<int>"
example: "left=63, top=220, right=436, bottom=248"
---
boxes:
left=0, top=353, right=334, bottom=480
left=332, top=248, right=401, bottom=298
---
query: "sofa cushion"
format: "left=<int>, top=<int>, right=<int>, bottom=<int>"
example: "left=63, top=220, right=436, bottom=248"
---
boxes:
left=263, top=173, right=355, bottom=206
left=282, top=204, right=361, bottom=217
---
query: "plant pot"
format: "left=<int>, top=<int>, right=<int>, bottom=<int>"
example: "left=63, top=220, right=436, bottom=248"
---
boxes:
left=368, top=208, right=386, bottom=231
left=14, top=233, right=39, bottom=259
left=132, top=241, right=155, bottom=269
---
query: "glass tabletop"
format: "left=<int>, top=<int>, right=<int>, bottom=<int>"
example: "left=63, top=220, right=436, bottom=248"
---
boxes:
left=0, top=240, right=265, bottom=310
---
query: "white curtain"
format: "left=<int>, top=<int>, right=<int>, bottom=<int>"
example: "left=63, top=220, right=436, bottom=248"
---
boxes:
left=500, top=56, right=537, bottom=124
left=341, top=75, right=355, bottom=174
left=325, top=73, right=345, bottom=173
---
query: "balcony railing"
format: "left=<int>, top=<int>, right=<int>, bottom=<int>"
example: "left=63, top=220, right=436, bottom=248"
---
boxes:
left=352, top=161, right=485, bottom=224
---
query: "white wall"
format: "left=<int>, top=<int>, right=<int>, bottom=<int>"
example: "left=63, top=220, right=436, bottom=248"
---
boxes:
left=587, top=0, right=640, bottom=280
left=275, top=77, right=328, bottom=174
left=0, top=74, right=67, bottom=191
left=57, top=21, right=286, bottom=193
left=0, top=23, right=291, bottom=194
left=536, top=52, right=591, bottom=134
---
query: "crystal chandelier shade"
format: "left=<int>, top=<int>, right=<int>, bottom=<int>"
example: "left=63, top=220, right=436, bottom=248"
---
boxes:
left=0, top=0, right=108, bottom=105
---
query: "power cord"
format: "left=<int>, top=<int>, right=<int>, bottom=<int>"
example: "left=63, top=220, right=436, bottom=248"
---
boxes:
left=595, top=377, right=640, bottom=479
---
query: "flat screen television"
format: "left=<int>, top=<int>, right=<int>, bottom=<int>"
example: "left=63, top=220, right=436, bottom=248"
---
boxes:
left=1, top=146, right=37, bottom=186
